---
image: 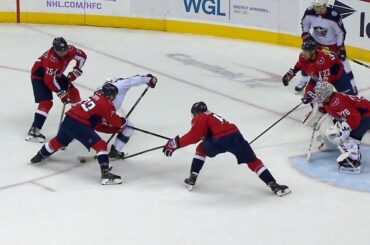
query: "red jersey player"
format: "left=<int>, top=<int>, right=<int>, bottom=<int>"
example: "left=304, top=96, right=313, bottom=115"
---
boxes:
left=282, top=39, right=357, bottom=104
left=27, top=37, right=87, bottom=142
left=314, top=82, right=370, bottom=173
left=298, top=0, right=356, bottom=92
left=30, top=83, right=125, bottom=185
left=162, top=102, right=291, bottom=196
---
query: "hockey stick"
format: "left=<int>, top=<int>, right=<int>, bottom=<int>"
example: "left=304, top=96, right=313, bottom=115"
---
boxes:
left=107, top=85, right=150, bottom=144
left=77, top=145, right=164, bottom=163
left=250, top=102, right=303, bottom=144
left=127, top=125, right=171, bottom=140
left=350, top=59, right=370, bottom=69
left=306, top=123, right=318, bottom=161
left=121, top=145, right=164, bottom=160
left=58, top=103, right=66, bottom=130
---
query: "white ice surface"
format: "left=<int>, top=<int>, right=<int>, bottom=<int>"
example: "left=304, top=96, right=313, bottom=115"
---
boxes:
left=0, top=23, right=370, bottom=245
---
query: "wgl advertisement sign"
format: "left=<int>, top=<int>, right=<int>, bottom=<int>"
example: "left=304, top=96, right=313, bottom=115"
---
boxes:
left=184, top=0, right=226, bottom=16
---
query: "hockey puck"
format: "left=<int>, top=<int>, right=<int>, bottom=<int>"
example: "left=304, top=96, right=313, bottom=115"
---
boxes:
left=80, top=159, right=86, bottom=163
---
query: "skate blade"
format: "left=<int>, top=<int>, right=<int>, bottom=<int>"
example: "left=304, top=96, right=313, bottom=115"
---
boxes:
left=185, top=183, right=194, bottom=191
left=339, top=166, right=361, bottom=174
left=101, top=179, right=123, bottom=185
left=276, top=188, right=291, bottom=197
left=25, top=136, right=45, bottom=143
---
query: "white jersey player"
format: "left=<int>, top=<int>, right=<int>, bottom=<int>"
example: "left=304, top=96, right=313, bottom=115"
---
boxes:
left=296, top=0, right=356, bottom=92
left=102, top=74, right=158, bottom=158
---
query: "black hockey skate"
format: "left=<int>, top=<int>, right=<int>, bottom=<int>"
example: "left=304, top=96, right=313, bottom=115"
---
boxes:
left=184, top=172, right=198, bottom=191
left=268, top=182, right=291, bottom=197
left=338, top=158, right=361, bottom=174
left=108, top=145, right=125, bottom=159
left=30, top=152, right=47, bottom=164
left=26, top=126, right=46, bottom=143
left=101, top=169, right=122, bottom=185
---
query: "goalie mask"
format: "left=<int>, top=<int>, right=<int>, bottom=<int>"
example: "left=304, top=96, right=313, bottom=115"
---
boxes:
left=314, top=82, right=334, bottom=103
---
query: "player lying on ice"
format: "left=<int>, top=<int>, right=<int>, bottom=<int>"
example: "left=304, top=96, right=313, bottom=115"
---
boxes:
left=96, top=74, right=158, bottom=159
left=312, top=82, right=370, bottom=173
left=162, top=102, right=291, bottom=196
left=30, top=83, right=125, bottom=185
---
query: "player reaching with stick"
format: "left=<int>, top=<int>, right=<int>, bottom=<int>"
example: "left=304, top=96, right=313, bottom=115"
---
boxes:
left=162, top=102, right=291, bottom=196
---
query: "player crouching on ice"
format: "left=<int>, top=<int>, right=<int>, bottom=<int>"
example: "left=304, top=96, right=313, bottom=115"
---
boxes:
left=30, top=83, right=126, bottom=185
left=314, top=82, right=370, bottom=173
left=162, top=102, right=291, bottom=196
left=98, top=74, right=158, bottom=159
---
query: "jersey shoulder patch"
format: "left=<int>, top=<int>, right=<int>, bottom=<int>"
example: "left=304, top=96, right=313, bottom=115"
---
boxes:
left=331, top=10, right=338, bottom=17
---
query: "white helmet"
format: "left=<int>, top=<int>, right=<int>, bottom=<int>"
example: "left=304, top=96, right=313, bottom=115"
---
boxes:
left=104, top=77, right=118, bottom=84
left=312, top=0, right=328, bottom=7
left=314, top=81, right=334, bottom=103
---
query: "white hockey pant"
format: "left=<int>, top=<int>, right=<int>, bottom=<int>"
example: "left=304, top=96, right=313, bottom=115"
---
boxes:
left=114, top=121, right=134, bottom=152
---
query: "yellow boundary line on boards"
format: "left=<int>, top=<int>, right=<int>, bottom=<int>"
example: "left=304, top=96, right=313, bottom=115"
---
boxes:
left=1, top=11, right=369, bottom=62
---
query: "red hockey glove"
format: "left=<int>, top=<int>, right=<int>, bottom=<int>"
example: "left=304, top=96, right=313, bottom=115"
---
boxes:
left=301, top=91, right=316, bottom=104
left=120, top=117, right=127, bottom=130
left=282, top=69, right=296, bottom=86
left=146, top=74, right=158, bottom=88
left=338, top=46, right=346, bottom=61
left=67, top=68, right=83, bottom=83
left=57, top=90, right=70, bottom=104
left=163, top=136, right=180, bottom=157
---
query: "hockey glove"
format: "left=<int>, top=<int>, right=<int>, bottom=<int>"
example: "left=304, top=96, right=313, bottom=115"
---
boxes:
left=301, top=32, right=314, bottom=42
left=120, top=117, right=127, bottom=130
left=338, top=46, right=346, bottom=61
left=146, top=74, right=158, bottom=88
left=57, top=89, right=70, bottom=104
left=67, top=68, right=83, bottom=83
left=301, top=91, right=316, bottom=104
left=163, top=136, right=180, bottom=157
left=326, top=121, right=351, bottom=145
left=282, top=69, right=296, bottom=86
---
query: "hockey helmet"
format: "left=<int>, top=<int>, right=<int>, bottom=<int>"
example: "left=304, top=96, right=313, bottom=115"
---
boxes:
left=312, top=0, right=328, bottom=7
left=102, top=83, right=118, bottom=98
left=191, top=101, right=208, bottom=116
left=105, top=77, right=118, bottom=85
left=314, top=82, right=334, bottom=103
left=52, top=37, right=68, bottom=52
left=302, top=39, right=317, bottom=51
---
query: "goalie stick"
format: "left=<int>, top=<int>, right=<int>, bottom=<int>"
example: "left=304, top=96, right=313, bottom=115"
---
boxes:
left=306, top=123, right=318, bottom=161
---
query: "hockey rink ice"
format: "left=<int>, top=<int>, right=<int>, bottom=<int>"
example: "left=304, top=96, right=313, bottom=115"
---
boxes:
left=1, top=23, right=370, bottom=245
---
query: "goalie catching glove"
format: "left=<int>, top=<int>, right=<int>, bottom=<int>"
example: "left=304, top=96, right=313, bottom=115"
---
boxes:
left=163, top=136, right=180, bottom=157
left=326, top=121, right=351, bottom=145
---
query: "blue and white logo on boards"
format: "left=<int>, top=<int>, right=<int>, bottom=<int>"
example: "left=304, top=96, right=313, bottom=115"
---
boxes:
left=184, top=0, right=226, bottom=16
